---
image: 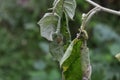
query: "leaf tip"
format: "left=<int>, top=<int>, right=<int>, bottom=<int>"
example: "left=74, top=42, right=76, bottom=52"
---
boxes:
left=115, top=53, right=120, bottom=61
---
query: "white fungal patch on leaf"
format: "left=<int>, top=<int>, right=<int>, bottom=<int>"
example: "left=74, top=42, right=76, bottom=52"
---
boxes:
left=38, top=13, right=59, bottom=41
left=53, top=0, right=76, bottom=19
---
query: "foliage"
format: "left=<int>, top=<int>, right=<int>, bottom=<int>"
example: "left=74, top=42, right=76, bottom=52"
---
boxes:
left=0, top=0, right=120, bottom=80
left=38, top=0, right=91, bottom=79
left=38, top=0, right=120, bottom=80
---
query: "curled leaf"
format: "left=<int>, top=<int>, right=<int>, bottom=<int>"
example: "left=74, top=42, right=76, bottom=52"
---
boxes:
left=53, top=0, right=59, bottom=6
left=60, top=38, right=83, bottom=80
left=38, top=13, right=59, bottom=41
left=53, top=0, right=64, bottom=17
left=60, top=37, right=91, bottom=80
left=81, top=41, right=91, bottom=80
left=53, top=0, right=76, bottom=19
left=60, top=38, right=75, bottom=66
left=115, top=53, right=120, bottom=62
left=49, top=33, right=64, bottom=61
left=64, top=0, right=76, bottom=19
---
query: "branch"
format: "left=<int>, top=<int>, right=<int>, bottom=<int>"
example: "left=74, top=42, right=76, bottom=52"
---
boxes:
left=84, top=7, right=100, bottom=27
left=80, top=7, right=100, bottom=30
left=78, top=0, right=120, bottom=38
left=86, top=0, right=120, bottom=16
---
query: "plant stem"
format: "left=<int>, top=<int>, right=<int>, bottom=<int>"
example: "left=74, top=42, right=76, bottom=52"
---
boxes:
left=80, top=7, right=100, bottom=30
left=56, top=16, right=61, bottom=33
left=86, top=0, right=120, bottom=16
left=65, top=12, right=71, bottom=42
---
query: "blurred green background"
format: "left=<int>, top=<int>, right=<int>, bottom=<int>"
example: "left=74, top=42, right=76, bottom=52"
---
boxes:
left=0, top=0, right=120, bottom=80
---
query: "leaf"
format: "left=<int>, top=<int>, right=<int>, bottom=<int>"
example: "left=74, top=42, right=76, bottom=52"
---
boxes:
left=64, top=0, right=76, bottom=19
left=80, top=41, right=91, bottom=80
left=64, top=13, right=71, bottom=42
left=54, top=0, right=76, bottom=19
left=60, top=38, right=83, bottom=80
left=60, top=38, right=76, bottom=66
left=60, top=13, right=71, bottom=51
left=49, top=33, right=64, bottom=61
left=53, top=0, right=59, bottom=6
left=60, top=38, right=91, bottom=80
left=115, top=53, right=120, bottom=62
left=53, top=0, right=64, bottom=17
left=38, top=13, right=59, bottom=41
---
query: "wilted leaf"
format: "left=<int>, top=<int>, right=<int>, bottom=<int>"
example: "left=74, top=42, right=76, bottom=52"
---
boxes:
left=38, top=13, right=59, bottom=41
left=49, top=33, right=64, bottom=61
left=64, top=0, right=76, bottom=19
left=60, top=38, right=75, bottom=66
left=53, top=0, right=59, bottom=6
left=53, top=0, right=64, bottom=17
left=115, top=53, right=120, bottom=62
left=60, top=38, right=91, bottom=80
left=60, top=38, right=83, bottom=80
left=54, top=0, right=76, bottom=19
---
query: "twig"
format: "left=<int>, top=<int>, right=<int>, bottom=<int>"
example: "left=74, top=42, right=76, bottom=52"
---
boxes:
left=86, top=0, right=120, bottom=16
left=85, top=7, right=100, bottom=25
left=80, top=7, right=100, bottom=30
left=79, top=0, right=120, bottom=32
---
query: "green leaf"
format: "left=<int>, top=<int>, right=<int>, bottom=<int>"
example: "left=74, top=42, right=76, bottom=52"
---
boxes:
left=60, top=39, right=75, bottom=66
left=60, top=38, right=83, bottom=80
left=54, top=0, right=76, bottom=19
left=61, top=13, right=71, bottom=50
left=60, top=38, right=91, bottom=80
left=49, top=33, right=64, bottom=61
left=64, top=13, right=71, bottom=42
left=38, top=13, right=59, bottom=41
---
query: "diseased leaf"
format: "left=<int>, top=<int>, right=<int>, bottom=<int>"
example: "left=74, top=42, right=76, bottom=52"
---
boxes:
left=64, top=0, right=76, bottom=19
left=54, top=0, right=76, bottom=19
left=60, top=38, right=91, bottom=80
left=61, top=13, right=71, bottom=51
left=38, top=13, right=59, bottom=41
left=53, top=0, right=59, bottom=6
left=60, top=38, right=75, bottom=66
left=53, top=0, right=64, bottom=17
left=49, top=33, right=64, bottom=61
left=81, top=41, right=91, bottom=80
left=60, top=38, right=83, bottom=80
left=115, top=53, right=120, bottom=62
